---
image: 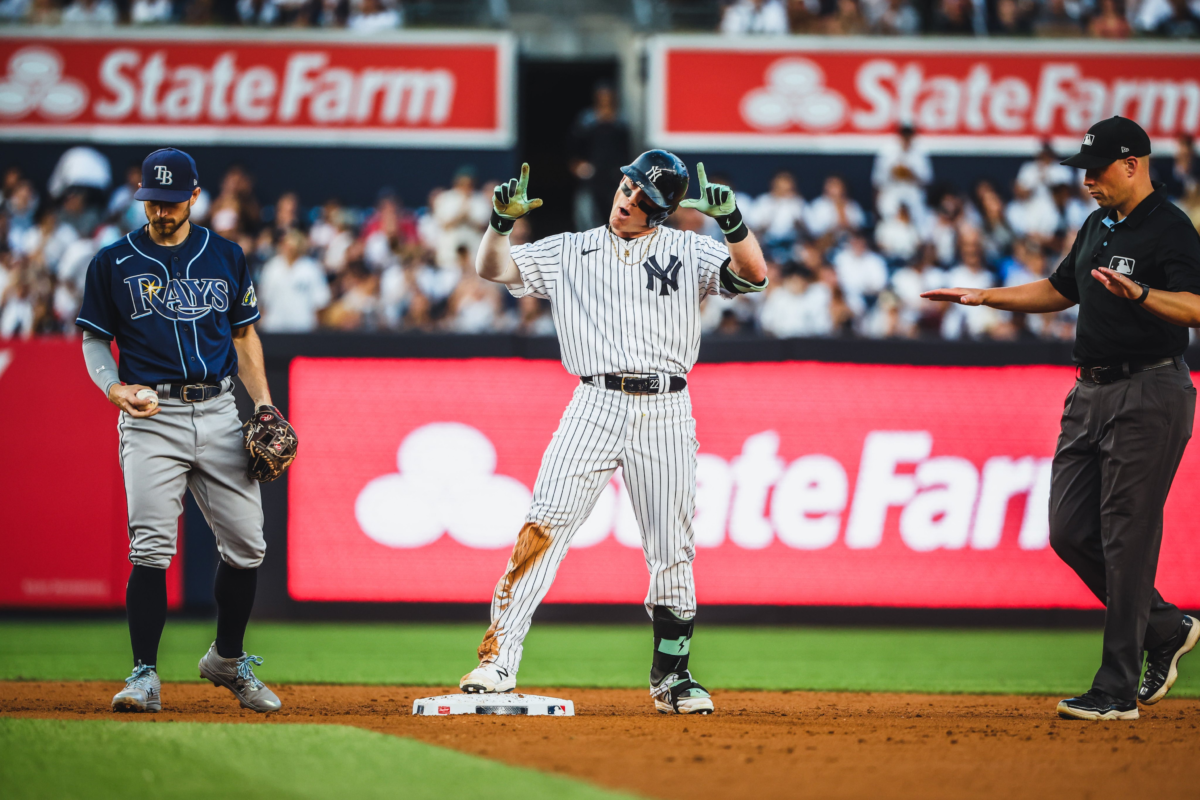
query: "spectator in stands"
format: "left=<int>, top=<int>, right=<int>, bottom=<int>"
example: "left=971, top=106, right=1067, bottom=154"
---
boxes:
left=0, top=269, right=35, bottom=339
left=866, top=0, right=922, bottom=33
left=1015, top=141, right=1074, bottom=200
left=721, top=0, right=789, bottom=33
left=61, top=0, right=117, bottom=25
left=1052, top=179, right=1092, bottom=232
left=1088, top=0, right=1132, bottom=34
left=1033, top=0, right=1086, bottom=35
left=132, top=0, right=174, bottom=23
left=932, top=0, right=977, bottom=32
left=1161, top=134, right=1198, bottom=200
left=875, top=201, right=921, bottom=266
left=209, top=165, right=261, bottom=238
left=806, top=175, right=865, bottom=241
left=432, top=166, right=489, bottom=269
left=890, top=242, right=947, bottom=333
left=515, top=295, right=555, bottom=336
left=447, top=246, right=504, bottom=334
left=1005, top=179, right=1060, bottom=249
left=569, top=83, right=632, bottom=231
left=832, top=231, right=889, bottom=317
left=824, top=0, right=870, bottom=33
left=972, top=180, right=1015, bottom=266
left=4, top=180, right=37, bottom=250
left=925, top=188, right=967, bottom=267
left=269, top=192, right=304, bottom=239
left=0, top=0, right=28, bottom=21
left=48, top=147, right=110, bottom=203
left=860, top=290, right=914, bottom=338
left=940, top=228, right=1005, bottom=340
left=348, top=0, right=403, bottom=31
left=25, top=0, right=61, bottom=23
left=990, top=0, right=1036, bottom=32
left=785, top=0, right=822, bottom=31
left=258, top=229, right=331, bottom=332
left=749, top=170, right=806, bottom=261
left=324, top=261, right=381, bottom=330
left=872, top=124, right=932, bottom=225
left=1154, top=0, right=1200, bottom=34
left=760, top=268, right=834, bottom=338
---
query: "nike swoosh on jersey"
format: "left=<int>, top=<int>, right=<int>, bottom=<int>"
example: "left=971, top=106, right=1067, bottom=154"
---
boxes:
left=581, top=247, right=601, bottom=255
left=116, top=255, right=134, bottom=264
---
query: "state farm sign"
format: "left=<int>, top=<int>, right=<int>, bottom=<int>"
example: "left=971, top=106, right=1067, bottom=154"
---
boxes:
left=648, top=36, right=1200, bottom=154
left=0, top=31, right=513, bottom=147
left=287, top=358, right=1200, bottom=608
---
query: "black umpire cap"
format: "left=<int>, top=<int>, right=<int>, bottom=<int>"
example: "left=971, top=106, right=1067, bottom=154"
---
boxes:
left=1061, top=116, right=1152, bottom=170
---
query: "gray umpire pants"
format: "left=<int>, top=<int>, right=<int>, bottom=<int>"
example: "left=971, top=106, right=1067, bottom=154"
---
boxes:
left=1049, top=361, right=1195, bottom=701
left=118, top=383, right=264, bottom=570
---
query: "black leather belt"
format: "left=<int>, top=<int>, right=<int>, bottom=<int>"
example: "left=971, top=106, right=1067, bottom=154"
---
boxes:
left=581, top=374, right=687, bottom=395
left=156, top=381, right=231, bottom=402
left=1077, top=357, right=1178, bottom=385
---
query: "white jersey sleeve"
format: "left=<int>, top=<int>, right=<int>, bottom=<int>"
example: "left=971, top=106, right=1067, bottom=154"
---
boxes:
left=688, top=231, right=733, bottom=298
left=508, top=233, right=569, bottom=300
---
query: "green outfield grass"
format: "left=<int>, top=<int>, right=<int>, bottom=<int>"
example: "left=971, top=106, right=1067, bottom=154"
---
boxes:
left=2, top=620, right=1196, bottom=696
left=0, top=718, right=634, bottom=800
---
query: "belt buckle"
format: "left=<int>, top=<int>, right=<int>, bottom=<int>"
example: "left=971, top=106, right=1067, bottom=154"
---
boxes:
left=180, top=384, right=208, bottom=403
left=620, top=375, right=659, bottom=395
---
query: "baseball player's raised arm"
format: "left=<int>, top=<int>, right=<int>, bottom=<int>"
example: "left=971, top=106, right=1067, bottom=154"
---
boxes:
left=478, top=163, right=542, bottom=287
left=921, top=279, right=1075, bottom=313
left=681, top=163, right=768, bottom=292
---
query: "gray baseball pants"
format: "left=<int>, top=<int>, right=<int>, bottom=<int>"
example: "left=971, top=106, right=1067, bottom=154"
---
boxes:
left=1049, top=361, right=1195, bottom=701
left=118, top=383, right=264, bottom=570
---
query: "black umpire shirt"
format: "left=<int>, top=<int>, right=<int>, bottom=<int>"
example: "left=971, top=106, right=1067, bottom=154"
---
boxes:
left=1048, top=184, right=1200, bottom=365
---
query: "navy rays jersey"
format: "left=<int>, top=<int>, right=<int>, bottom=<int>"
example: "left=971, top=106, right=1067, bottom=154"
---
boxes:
left=76, top=225, right=259, bottom=386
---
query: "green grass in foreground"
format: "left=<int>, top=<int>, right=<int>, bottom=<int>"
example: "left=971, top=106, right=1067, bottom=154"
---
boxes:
left=0, top=718, right=632, bottom=800
left=1, top=620, right=1197, bottom=697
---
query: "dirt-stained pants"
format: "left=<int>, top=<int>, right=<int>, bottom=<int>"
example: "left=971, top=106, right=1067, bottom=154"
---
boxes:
left=478, top=381, right=698, bottom=675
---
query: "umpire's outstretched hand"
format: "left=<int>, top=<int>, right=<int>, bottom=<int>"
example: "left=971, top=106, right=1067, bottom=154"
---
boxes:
left=921, top=287, right=987, bottom=306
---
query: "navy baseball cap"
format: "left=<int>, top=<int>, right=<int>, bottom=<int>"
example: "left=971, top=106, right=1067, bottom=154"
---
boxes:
left=133, top=148, right=199, bottom=203
left=1061, top=116, right=1151, bottom=170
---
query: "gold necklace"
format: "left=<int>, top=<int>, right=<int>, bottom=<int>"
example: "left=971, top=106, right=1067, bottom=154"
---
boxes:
left=608, top=226, right=660, bottom=266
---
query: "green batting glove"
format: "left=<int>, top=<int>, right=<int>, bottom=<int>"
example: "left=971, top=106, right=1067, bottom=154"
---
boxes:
left=490, top=162, right=543, bottom=234
left=678, top=162, right=745, bottom=240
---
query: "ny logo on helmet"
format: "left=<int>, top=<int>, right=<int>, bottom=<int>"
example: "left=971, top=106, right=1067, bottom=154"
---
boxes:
left=644, top=254, right=683, bottom=296
left=154, top=165, right=173, bottom=185
left=647, top=166, right=676, bottom=183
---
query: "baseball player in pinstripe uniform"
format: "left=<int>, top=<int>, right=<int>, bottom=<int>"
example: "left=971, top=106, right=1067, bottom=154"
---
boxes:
left=461, top=151, right=768, bottom=714
left=76, top=148, right=291, bottom=714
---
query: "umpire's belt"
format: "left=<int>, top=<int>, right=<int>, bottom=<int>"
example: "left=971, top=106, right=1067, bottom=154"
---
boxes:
left=581, top=374, right=687, bottom=395
left=155, top=378, right=233, bottom=403
left=1077, top=356, right=1179, bottom=385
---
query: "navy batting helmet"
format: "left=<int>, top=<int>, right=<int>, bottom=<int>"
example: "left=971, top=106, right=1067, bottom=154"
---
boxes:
left=620, top=150, right=689, bottom=227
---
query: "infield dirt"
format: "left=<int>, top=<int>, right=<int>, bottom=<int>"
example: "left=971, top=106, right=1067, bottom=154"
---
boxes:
left=2, top=681, right=1197, bottom=799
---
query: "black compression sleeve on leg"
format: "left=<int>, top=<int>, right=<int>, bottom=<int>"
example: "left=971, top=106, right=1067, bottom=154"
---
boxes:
left=650, top=606, right=695, bottom=685
left=126, top=565, right=167, bottom=667
left=214, top=561, right=258, bottom=659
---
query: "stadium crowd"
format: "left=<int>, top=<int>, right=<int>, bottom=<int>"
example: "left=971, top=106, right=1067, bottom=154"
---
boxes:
left=3, top=133, right=1199, bottom=341
left=0, top=0, right=1196, bottom=37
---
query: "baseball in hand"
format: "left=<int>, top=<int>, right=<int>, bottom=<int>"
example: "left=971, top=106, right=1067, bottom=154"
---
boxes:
left=135, top=389, right=159, bottom=408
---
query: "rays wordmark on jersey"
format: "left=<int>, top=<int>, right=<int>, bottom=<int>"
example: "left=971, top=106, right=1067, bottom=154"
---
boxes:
left=125, top=274, right=230, bottom=321
left=643, top=254, right=683, bottom=296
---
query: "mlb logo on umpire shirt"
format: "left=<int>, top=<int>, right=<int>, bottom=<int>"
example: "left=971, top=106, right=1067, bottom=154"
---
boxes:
left=1111, top=256, right=1135, bottom=275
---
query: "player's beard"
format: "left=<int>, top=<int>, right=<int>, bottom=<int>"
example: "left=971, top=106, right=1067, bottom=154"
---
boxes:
left=149, top=203, right=191, bottom=238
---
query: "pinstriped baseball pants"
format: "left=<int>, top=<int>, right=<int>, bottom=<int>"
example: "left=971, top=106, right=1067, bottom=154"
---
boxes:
left=480, top=381, right=699, bottom=675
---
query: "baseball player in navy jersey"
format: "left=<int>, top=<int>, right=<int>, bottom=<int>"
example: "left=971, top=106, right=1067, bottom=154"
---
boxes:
left=460, top=151, right=768, bottom=714
left=76, top=148, right=293, bottom=714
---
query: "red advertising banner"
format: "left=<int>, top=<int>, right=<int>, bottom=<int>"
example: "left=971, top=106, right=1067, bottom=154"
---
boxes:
left=0, top=338, right=181, bottom=608
left=648, top=36, right=1200, bottom=154
left=288, top=357, right=1200, bottom=608
left=0, top=31, right=513, bottom=147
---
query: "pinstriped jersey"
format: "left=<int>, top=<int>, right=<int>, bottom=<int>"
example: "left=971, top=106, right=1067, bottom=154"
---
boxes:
left=509, top=225, right=731, bottom=376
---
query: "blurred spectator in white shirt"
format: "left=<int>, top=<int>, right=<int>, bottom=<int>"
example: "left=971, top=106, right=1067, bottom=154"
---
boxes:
left=874, top=202, right=921, bottom=266
left=1053, top=180, right=1094, bottom=232
left=833, top=232, right=889, bottom=317
left=15, top=208, right=77, bottom=266
left=432, top=167, right=489, bottom=269
left=48, top=147, right=111, bottom=200
left=940, top=229, right=1003, bottom=340
left=1015, top=142, right=1075, bottom=201
left=973, top=180, right=1016, bottom=266
left=61, top=0, right=117, bottom=24
left=1006, top=180, right=1061, bottom=247
left=806, top=175, right=866, bottom=240
left=721, top=0, right=789, bottom=33
left=447, top=246, right=502, bottom=333
left=872, top=125, right=932, bottom=225
left=760, top=271, right=834, bottom=338
left=514, top=295, right=555, bottom=336
left=258, top=230, right=331, bottom=332
left=865, top=0, right=922, bottom=32
left=0, top=277, right=35, bottom=338
left=749, top=171, right=806, bottom=261
left=131, top=0, right=173, bottom=22
left=890, top=243, right=947, bottom=327
left=0, top=0, right=29, bottom=21
left=859, top=290, right=915, bottom=339
left=349, top=0, right=403, bottom=31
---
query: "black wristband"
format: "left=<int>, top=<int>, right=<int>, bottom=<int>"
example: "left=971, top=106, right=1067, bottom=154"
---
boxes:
left=490, top=210, right=515, bottom=235
left=714, top=205, right=743, bottom=237
left=723, top=220, right=749, bottom=243
left=1134, top=282, right=1150, bottom=304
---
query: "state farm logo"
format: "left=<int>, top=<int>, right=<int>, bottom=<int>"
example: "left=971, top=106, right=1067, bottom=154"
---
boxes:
left=0, top=47, right=88, bottom=119
left=740, top=58, right=847, bottom=132
left=355, top=422, right=531, bottom=549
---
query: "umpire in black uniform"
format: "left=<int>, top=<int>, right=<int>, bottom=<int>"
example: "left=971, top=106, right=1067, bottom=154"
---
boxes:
left=925, top=116, right=1200, bottom=721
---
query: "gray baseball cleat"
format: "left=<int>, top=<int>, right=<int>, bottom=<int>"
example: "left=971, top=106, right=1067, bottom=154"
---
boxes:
left=198, top=642, right=282, bottom=713
left=112, top=662, right=161, bottom=713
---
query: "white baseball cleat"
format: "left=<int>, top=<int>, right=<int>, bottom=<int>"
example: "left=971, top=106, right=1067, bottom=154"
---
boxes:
left=460, top=663, right=516, bottom=694
left=651, top=670, right=714, bottom=715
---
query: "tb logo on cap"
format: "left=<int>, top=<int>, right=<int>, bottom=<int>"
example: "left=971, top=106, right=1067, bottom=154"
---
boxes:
left=154, top=165, right=173, bottom=185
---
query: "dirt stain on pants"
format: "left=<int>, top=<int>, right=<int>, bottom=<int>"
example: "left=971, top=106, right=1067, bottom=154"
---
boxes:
left=477, top=522, right=552, bottom=663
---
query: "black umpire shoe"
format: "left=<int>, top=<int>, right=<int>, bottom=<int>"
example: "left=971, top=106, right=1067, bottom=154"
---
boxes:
left=1057, top=689, right=1138, bottom=721
left=1139, top=615, right=1199, bottom=706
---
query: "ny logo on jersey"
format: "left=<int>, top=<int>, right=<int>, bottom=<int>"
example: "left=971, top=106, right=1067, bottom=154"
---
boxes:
left=643, top=254, right=683, bottom=296
left=124, top=274, right=230, bottom=322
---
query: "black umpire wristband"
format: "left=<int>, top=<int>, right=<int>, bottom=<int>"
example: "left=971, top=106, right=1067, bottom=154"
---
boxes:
left=715, top=206, right=748, bottom=243
left=1133, top=281, right=1150, bottom=305
left=490, top=210, right=516, bottom=235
